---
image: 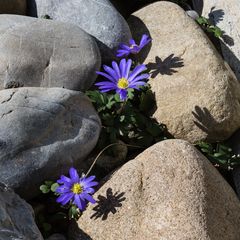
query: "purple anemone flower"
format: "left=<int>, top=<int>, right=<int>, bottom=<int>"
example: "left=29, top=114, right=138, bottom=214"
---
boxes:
left=116, top=34, right=151, bottom=57
left=95, top=58, right=149, bottom=100
left=56, top=167, right=98, bottom=211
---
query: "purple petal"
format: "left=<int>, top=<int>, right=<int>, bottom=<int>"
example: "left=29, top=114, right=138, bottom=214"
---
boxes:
left=123, top=59, right=132, bottom=79
left=81, top=193, right=96, bottom=204
left=117, top=89, right=128, bottom=100
left=56, top=185, right=71, bottom=194
left=129, top=73, right=149, bottom=85
left=129, top=81, right=147, bottom=89
left=84, top=181, right=98, bottom=188
left=85, top=187, right=95, bottom=194
left=128, top=65, right=147, bottom=82
left=56, top=192, right=74, bottom=205
left=139, top=34, right=151, bottom=48
left=96, top=71, right=116, bottom=82
left=116, top=50, right=130, bottom=57
left=69, top=168, right=79, bottom=183
left=112, top=61, right=121, bottom=79
left=129, top=39, right=136, bottom=45
left=119, top=59, right=126, bottom=77
left=119, top=43, right=131, bottom=50
left=57, top=175, right=72, bottom=185
left=103, top=65, right=119, bottom=80
left=74, top=194, right=85, bottom=211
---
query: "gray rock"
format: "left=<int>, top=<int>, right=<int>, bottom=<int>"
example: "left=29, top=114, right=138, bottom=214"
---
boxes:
left=0, top=15, right=100, bottom=91
left=0, top=0, right=26, bottom=15
left=27, top=0, right=131, bottom=62
left=0, top=183, right=43, bottom=240
left=186, top=10, right=199, bottom=20
left=0, top=87, right=101, bottom=199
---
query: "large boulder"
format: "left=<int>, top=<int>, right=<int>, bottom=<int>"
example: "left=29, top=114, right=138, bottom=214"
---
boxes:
left=0, top=15, right=100, bottom=91
left=0, top=87, right=101, bottom=199
left=0, top=0, right=26, bottom=15
left=196, top=0, right=240, bottom=81
left=70, top=140, right=240, bottom=240
left=27, top=0, right=131, bottom=62
left=128, top=1, right=240, bottom=143
left=0, top=183, right=43, bottom=239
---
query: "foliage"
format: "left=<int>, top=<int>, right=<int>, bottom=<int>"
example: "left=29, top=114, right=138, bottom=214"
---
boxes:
left=86, top=84, right=167, bottom=154
left=40, top=181, right=59, bottom=194
left=196, top=16, right=223, bottom=38
left=196, top=142, right=240, bottom=170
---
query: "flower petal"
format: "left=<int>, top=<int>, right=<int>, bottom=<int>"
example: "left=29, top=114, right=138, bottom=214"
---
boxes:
left=112, top=61, right=121, bottom=79
left=119, top=59, right=126, bottom=77
left=124, top=59, right=132, bottom=79
left=128, top=65, right=147, bottom=82
left=96, top=71, right=116, bottom=82
left=103, top=65, right=119, bottom=80
left=57, top=175, right=72, bottom=185
left=69, top=167, right=79, bottom=183
left=81, top=193, right=96, bottom=204
left=128, top=73, right=149, bottom=85
left=56, top=192, right=74, bottom=205
left=74, top=194, right=85, bottom=211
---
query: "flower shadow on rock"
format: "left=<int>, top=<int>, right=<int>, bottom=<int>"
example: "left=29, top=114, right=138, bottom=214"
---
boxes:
left=192, top=106, right=220, bottom=138
left=147, top=55, right=184, bottom=78
left=90, top=188, right=126, bottom=220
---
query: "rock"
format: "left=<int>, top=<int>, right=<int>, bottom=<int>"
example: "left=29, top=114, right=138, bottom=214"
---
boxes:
left=128, top=1, right=240, bottom=143
left=0, top=87, right=101, bottom=199
left=0, top=183, right=43, bottom=239
left=27, top=0, right=131, bottom=62
left=0, top=15, right=100, bottom=91
left=46, top=234, right=66, bottom=240
left=197, top=0, right=240, bottom=81
left=70, top=139, right=240, bottom=240
left=0, top=0, right=26, bottom=15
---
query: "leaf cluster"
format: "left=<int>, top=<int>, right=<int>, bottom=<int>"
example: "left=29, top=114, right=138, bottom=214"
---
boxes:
left=196, top=16, right=223, bottom=38
left=40, top=181, right=59, bottom=194
left=86, top=85, right=167, bottom=154
left=196, top=142, right=240, bottom=170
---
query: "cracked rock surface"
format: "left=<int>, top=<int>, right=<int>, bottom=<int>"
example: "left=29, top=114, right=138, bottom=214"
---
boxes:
left=0, top=14, right=101, bottom=91
left=70, top=140, right=240, bottom=240
left=0, top=183, right=43, bottom=239
left=0, top=87, right=101, bottom=199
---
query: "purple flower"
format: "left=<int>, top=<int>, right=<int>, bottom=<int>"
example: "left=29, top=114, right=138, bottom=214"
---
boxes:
left=116, top=34, right=151, bottom=57
left=95, top=58, right=149, bottom=100
left=56, top=167, right=98, bottom=211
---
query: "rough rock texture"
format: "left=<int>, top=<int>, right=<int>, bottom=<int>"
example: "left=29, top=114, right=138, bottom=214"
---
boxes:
left=0, top=87, right=101, bottom=199
left=128, top=1, right=240, bottom=143
left=198, top=0, right=240, bottom=81
left=0, top=183, right=43, bottom=239
left=0, top=15, right=100, bottom=91
left=70, top=140, right=240, bottom=240
left=0, top=0, right=26, bottom=15
left=27, top=0, right=131, bottom=62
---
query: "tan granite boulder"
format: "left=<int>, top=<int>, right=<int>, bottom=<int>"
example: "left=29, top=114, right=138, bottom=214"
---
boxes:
left=70, top=139, right=240, bottom=240
left=128, top=1, right=240, bottom=143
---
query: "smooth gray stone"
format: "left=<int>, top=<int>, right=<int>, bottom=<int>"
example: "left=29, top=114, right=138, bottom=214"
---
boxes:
left=0, top=15, right=101, bottom=91
left=27, top=0, right=132, bottom=62
left=0, top=87, right=101, bottom=199
left=0, top=183, right=43, bottom=240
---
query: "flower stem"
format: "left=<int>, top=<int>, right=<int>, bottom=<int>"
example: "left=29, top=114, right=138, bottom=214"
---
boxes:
left=85, top=142, right=143, bottom=176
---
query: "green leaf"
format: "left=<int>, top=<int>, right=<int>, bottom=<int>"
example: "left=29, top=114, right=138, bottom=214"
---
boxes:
left=51, top=183, right=59, bottom=192
left=40, top=184, right=50, bottom=194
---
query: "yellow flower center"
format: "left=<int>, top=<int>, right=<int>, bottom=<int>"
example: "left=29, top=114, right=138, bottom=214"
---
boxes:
left=117, top=78, right=129, bottom=89
left=71, top=183, right=82, bottom=194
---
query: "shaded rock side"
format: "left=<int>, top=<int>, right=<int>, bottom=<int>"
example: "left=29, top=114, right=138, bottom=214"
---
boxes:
left=70, top=139, right=240, bottom=240
left=128, top=1, right=240, bottom=143
left=0, top=183, right=43, bottom=240
left=0, top=87, right=101, bottom=199
left=0, top=0, right=26, bottom=15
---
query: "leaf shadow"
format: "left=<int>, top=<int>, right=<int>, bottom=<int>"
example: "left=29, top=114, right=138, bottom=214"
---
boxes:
left=208, top=7, right=224, bottom=25
left=192, top=106, right=220, bottom=138
left=146, top=55, right=184, bottom=78
left=90, top=188, right=126, bottom=221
